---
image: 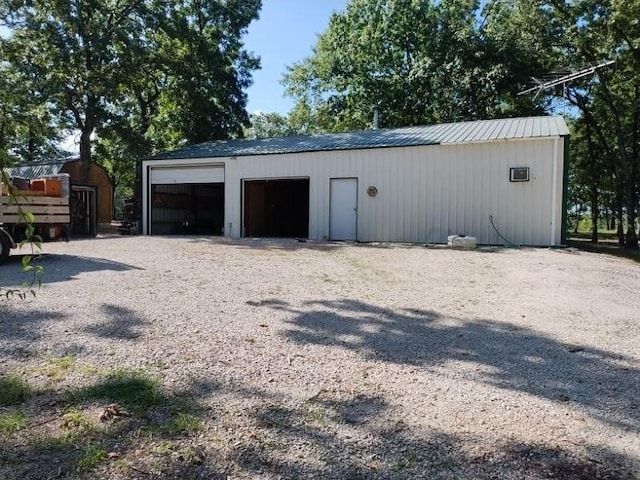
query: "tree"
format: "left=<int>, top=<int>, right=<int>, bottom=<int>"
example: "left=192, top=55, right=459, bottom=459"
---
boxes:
left=283, top=0, right=551, bottom=132
left=0, top=1, right=153, bottom=182
left=149, top=0, right=261, bottom=146
left=1, top=0, right=261, bottom=194
left=538, top=0, right=640, bottom=249
left=246, top=112, right=309, bottom=138
left=0, top=62, right=63, bottom=164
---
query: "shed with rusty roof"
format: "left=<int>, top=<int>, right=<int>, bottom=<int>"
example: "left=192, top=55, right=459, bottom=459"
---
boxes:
left=8, top=158, right=112, bottom=236
left=141, top=116, right=569, bottom=246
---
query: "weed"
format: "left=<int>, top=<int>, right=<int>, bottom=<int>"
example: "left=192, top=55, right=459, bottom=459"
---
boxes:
left=150, top=358, right=167, bottom=370
left=391, top=451, right=419, bottom=472
left=0, top=452, right=23, bottom=465
left=113, top=457, right=134, bottom=474
left=44, top=353, right=76, bottom=378
left=170, top=413, right=202, bottom=434
left=0, top=411, right=26, bottom=434
left=307, top=405, right=334, bottom=426
left=77, top=443, right=108, bottom=470
left=30, top=432, right=77, bottom=452
left=77, top=364, right=100, bottom=376
left=61, top=410, right=96, bottom=434
left=150, top=440, right=175, bottom=456
left=175, top=445, right=206, bottom=464
left=0, top=375, right=32, bottom=406
left=66, top=368, right=166, bottom=413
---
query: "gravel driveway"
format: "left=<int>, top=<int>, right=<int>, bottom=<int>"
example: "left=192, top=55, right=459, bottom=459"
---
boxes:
left=0, top=236, right=638, bottom=479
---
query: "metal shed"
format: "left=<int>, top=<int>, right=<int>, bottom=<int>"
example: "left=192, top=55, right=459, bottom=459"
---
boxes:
left=141, top=116, right=569, bottom=246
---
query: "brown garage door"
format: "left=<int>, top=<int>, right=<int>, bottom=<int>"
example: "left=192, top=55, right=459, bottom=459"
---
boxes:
left=244, top=179, right=309, bottom=238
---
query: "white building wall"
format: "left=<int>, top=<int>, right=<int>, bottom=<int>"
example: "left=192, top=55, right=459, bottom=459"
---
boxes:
left=142, top=136, right=565, bottom=246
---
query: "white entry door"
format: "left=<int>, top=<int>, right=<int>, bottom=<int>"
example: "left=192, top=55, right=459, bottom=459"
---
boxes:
left=330, top=178, right=358, bottom=240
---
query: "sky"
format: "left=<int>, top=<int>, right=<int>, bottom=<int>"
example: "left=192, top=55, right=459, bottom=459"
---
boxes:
left=243, top=0, right=348, bottom=115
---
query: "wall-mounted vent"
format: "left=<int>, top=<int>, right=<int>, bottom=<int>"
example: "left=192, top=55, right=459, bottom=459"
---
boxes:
left=510, top=167, right=530, bottom=182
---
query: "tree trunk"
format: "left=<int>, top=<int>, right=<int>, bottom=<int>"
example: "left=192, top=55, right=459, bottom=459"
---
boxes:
left=626, top=82, right=640, bottom=250
left=590, top=183, right=599, bottom=243
left=585, top=121, right=599, bottom=243
left=79, top=127, right=92, bottom=184
left=27, top=126, right=36, bottom=162
left=617, top=207, right=625, bottom=246
left=624, top=180, right=638, bottom=249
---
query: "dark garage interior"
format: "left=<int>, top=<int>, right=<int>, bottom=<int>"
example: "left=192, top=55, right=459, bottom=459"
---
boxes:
left=244, top=178, right=309, bottom=238
left=151, top=183, right=224, bottom=235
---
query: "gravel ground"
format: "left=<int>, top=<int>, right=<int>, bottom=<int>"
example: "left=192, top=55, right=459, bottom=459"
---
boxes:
left=0, top=236, right=638, bottom=479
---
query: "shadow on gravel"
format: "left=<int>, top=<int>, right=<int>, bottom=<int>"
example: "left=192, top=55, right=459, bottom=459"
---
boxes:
left=0, top=254, right=142, bottom=285
left=185, top=236, right=514, bottom=253
left=0, top=366, right=636, bottom=479
left=186, top=236, right=345, bottom=252
left=0, top=369, right=223, bottom=480
left=228, top=387, right=635, bottom=479
left=250, top=299, right=639, bottom=436
left=84, top=304, right=148, bottom=341
left=0, top=306, right=67, bottom=359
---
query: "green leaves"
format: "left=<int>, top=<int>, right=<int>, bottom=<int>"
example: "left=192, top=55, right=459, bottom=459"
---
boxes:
left=283, top=0, right=549, bottom=132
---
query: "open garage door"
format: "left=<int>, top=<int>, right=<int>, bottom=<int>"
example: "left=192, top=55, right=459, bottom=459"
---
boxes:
left=149, top=165, right=225, bottom=235
left=151, top=184, right=224, bottom=235
left=244, top=179, right=309, bottom=238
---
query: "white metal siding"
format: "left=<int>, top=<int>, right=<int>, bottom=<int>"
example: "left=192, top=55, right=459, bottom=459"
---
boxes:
left=142, top=137, right=564, bottom=246
left=150, top=165, right=224, bottom=184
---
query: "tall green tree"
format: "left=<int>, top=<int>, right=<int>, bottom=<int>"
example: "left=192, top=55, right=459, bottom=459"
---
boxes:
left=0, top=62, right=63, bottom=164
left=1, top=0, right=261, bottom=189
left=0, top=0, right=151, bottom=181
left=539, top=0, right=640, bottom=249
left=150, top=0, right=261, bottom=146
left=283, top=0, right=552, bottom=132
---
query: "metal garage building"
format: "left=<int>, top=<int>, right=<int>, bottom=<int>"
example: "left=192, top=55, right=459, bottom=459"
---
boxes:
left=141, top=116, right=569, bottom=246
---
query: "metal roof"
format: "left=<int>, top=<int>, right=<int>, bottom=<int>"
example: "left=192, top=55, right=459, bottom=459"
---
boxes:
left=5, top=158, right=77, bottom=179
left=149, top=116, right=569, bottom=161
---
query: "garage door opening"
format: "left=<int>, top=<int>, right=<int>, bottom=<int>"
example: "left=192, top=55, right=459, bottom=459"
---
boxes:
left=151, top=183, right=224, bottom=235
left=244, top=179, right=309, bottom=238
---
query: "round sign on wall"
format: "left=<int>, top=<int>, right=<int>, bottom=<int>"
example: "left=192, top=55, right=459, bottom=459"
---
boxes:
left=367, top=186, right=378, bottom=197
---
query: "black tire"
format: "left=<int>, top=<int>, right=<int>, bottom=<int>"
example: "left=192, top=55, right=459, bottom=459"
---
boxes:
left=0, top=237, right=10, bottom=265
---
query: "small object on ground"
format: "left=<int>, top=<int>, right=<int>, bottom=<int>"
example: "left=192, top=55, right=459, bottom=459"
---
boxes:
left=100, top=403, right=128, bottom=422
left=447, top=235, right=477, bottom=249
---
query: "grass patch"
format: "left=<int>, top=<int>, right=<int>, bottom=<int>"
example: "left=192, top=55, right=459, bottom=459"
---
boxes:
left=66, top=368, right=166, bottom=413
left=0, top=411, right=26, bottom=434
left=61, top=410, right=96, bottom=434
left=0, top=375, right=32, bottom=406
left=43, top=353, right=76, bottom=380
left=306, top=405, right=334, bottom=426
left=113, top=457, right=134, bottom=474
left=150, top=440, right=176, bottom=456
left=77, top=443, right=108, bottom=470
left=170, top=413, right=202, bottom=434
left=0, top=452, right=23, bottom=465
left=30, top=432, right=78, bottom=452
